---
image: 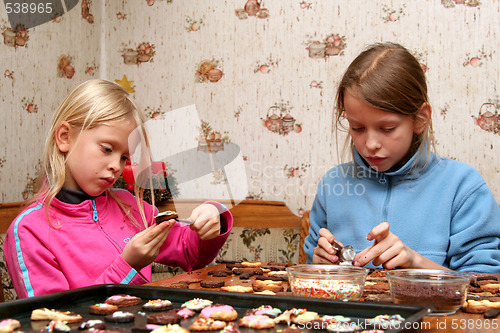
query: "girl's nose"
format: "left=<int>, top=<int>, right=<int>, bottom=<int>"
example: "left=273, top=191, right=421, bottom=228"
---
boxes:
left=108, top=158, right=122, bottom=173
left=366, top=131, right=381, bottom=151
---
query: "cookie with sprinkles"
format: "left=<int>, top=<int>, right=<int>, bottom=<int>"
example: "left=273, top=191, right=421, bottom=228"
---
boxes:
left=189, top=318, right=227, bottom=331
left=245, top=305, right=282, bottom=318
left=0, top=319, right=20, bottom=333
left=142, top=299, right=173, bottom=312
left=89, top=303, right=119, bottom=315
left=150, top=324, right=189, bottom=333
left=239, top=314, right=275, bottom=329
left=219, top=322, right=240, bottom=333
left=200, top=304, right=238, bottom=322
left=105, top=294, right=142, bottom=307
left=181, top=298, right=213, bottom=311
left=44, top=320, right=71, bottom=333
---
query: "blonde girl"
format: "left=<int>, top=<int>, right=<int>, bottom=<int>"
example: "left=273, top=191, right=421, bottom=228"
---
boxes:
left=5, top=79, right=233, bottom=298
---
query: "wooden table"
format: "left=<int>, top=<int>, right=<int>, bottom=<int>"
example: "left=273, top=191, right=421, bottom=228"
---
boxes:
left=147, top=264, right=499, bottom=333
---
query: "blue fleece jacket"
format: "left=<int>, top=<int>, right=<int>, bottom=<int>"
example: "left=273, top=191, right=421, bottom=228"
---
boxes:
left=304, top=148, right=500, bottom=273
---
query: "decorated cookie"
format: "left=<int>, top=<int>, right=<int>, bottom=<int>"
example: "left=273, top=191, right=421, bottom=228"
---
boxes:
left=147, top=310, right=182, bottom=325
left=274, top=308, right=307, bottom=326
left=44, top=320, right=71, bottom=333
left=200, top=304, right=238, bottom=322
left=181, top=298, right=213, bottom=311
left=31, top=308, right=82, bottom=323
left=89, top=303, right=119, bottom=315
left=176, top=307, right=196, bottom=319
left=150, top=324, right=190, bottom=333
left=0, top=319, right=21, bottom=333
left=245, top=305, right=282, bottom=318
left=104, top=311, right=135, bottom=323
left=79, top=319, right=106, bottom=330
left=239, top=314, right=275, bottom=329
left=105, top=294, right=142, bottom=307
left=142, top=299, right=173, bottom=312
left=189, top=318, right=227, bottom=331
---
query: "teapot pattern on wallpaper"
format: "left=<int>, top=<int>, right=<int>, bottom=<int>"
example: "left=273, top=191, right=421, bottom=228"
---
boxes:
left=306, top=34, right=346, bottom=59
left=2, top=23, right=29, bottom=48
left=473, top=102, right=500, bottom=135
left=235, top=0, right=270, bottom=20
left=262, top=102, right=301, bottom=136
left=441, top=0, right=481, bottom=8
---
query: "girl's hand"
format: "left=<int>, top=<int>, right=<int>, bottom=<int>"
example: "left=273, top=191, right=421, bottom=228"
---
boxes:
left=121, top=220, right=174, bottom=271
left=312, top=228, right=342, bottom=264
left=187, top=204, right=221, bottom=240
left=354, top=222, right=416, bottom=269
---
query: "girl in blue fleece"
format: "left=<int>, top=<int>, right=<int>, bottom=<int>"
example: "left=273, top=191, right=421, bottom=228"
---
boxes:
left=304, top=42, right=500, bottom=273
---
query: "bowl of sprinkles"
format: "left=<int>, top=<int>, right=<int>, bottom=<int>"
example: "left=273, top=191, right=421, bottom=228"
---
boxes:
left=286, top=265, right=369, bottom=301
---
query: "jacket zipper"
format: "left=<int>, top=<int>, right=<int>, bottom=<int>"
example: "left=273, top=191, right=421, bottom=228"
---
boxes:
left=92, top=199, right=123, bottom=251
left=380, top=174, right=392, bottom=221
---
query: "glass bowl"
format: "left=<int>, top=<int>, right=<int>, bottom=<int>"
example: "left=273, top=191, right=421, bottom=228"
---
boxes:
left=386, top=269, right=472, bottom=315
left=286, top=265, right=369, bottom=301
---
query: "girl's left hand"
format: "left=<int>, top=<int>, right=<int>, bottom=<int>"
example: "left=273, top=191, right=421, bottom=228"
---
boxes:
left=187, top=204, right=221, bottom=240
left=354, top=222, right=416, bottom=269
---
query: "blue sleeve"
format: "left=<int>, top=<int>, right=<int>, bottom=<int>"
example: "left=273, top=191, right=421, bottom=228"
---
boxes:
left=447, top=180, right=500, bottom=274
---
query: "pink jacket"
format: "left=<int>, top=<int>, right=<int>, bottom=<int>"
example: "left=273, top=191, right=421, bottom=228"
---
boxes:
left=4, top=189, right=233, bottom=298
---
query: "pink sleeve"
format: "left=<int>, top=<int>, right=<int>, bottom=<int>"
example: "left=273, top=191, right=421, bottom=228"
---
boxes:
left=154, top=201, right=233, bottom=271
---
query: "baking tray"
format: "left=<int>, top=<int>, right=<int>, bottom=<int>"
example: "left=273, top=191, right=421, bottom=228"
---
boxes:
left=0, top=284, right=429, bottom=332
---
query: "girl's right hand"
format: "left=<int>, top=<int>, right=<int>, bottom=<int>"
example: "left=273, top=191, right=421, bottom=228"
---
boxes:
left=312, top=228, right=342, bottom=264
left=121, top=220, right=175, bottom=271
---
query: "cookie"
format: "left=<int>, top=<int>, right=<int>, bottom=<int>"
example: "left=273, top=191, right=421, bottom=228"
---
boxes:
left=182, top=298, right=213, bottom=311
left=89, top=303, right=119, bottom=315
left=208, top=269, right=233, bottom=277
left=150, top=324, right=190, bottom=333
left=220, top=285, right=254, bottom=293
left=177, top=308, right=196, bottom=319
left=239, top=315, right=275, bottom=329
left=104, top=311, right=135, bottom=323
left=45, top=320, right=71, bottom=333
left=189, top=318, right=227, bottom=331
left=156, top=210, right=179, bottom=223
left=462, top=300, right=500, bottom=314
left=252, top=280, right=284, bottom=293
left=253, top=290, right=276, bottom=296
left=200, top=280, right=225, bottom=288
left=79, top=319, right=106, bottom=330
left=292, top=311, right=320, bottom=325
left=147, top=310, right=182, bottom=325
left=245, top=305, right=282, bottom=318
left=31, top=308, right=82, bottom=323
left=142, top=299, right=173, bottom=312
left=105, top=294, right=142, bottom=307
left=132, top=324, right=162, bottom=333
left=200, top=304, right=238, bottom=321
left=219, top=323, right=240, bottom=333
left=241, top=261, right=262, bottom=268
left=0, top=319, right=21, bottom=333
left=232, top=268, right=263, bottom=276
left=274, top=308, right=307, bottom=326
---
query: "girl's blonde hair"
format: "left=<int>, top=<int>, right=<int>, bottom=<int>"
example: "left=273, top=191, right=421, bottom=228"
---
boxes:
left=37, top=79, right=153, bottom=229
left=335, top=42, right=435, bottom=169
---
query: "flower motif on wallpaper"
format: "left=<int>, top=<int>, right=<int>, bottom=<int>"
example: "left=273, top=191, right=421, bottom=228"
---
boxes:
left=57, top=55, right=75, bottom=79
left=2, top=24, right=29, bottom=48
left=382, top=4, right=406, bottom=23
left=0, top=157, right=5, bottom=168
left=410, top=49, right=428, bottom=73
left=22, top=160, right=41, bottom=200
left=81, top=0, right=94, bottom=24
left=262, top=102, right=302, bottom=135
left=85, top=62, right=98, bottom=76
left=145, top=106, right=164, bottom=119
left=116, top=12, right=127, bottom=20
left=4, top=69, right=14, bottom=80
left=473, top=102, right=500, bottom=134
left=306, top=34, right=346, bottom=58
left=309, top=80, right=323, bottom=89
left=284, top=163, right=310, bottom=179
left=21, top=97, right=38, bottom=113
left=234, top=106, right=243, bottom=121
left=246, top=190, right=264, bottom=200
left=121, top=42, right=156, bottom=65
left=254, top=55, right=278, bottom=74
left=195, top=59, right=224, bottom=83
left=440, top=103, right=451, bottom=120
left=185, top=16, right=205, bottom=32
left=441, top=0, right=481, bottom=8
left=299, top=1, right=312, bottom=10
left=463, top=50, right=492, bottom=67
left=146, top=0, right=173, bottom=6
left=235, top=0, right=270, bottom=20
left=53, top=16, right=63, bottom=23
left=196, top=120, right=231, bottom=153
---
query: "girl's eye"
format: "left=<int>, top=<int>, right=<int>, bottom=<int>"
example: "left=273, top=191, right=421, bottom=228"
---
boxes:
left=100, top=145, right=112, bottom=153
left=121, top=155, right=130, bottom=162
left=350, top=127, right=364, bottom=132
left=382, top=127, right=396, bottom=132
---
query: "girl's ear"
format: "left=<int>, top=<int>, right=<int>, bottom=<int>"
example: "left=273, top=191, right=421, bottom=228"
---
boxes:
left=414, top=103, right=431, bottom=134
left=55, top=121, right=72, bottom=153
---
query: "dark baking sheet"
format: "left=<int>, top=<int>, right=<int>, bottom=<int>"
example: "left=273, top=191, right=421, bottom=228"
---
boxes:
left=0, top=284, right=429, bottom=332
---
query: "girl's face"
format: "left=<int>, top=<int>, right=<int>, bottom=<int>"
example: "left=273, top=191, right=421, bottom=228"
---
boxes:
left=60, top=117, right=137, bottom=196
left=344, top=91, right=422, bottom=172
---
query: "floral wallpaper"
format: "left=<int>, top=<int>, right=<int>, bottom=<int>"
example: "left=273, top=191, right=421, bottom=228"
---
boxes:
left=1, top=0, right=499, bottom=219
